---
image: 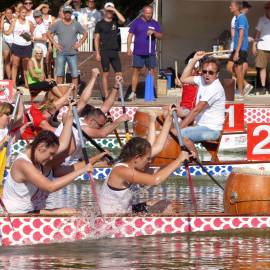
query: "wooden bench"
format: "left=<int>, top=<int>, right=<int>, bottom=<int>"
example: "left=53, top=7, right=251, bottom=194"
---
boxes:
left=200, top=113, right=228, bottom=162
left=244, top=67, right=257, bottom=95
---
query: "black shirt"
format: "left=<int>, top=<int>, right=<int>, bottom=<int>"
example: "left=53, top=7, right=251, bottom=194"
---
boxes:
left=95, top=18, right=119, bottom=51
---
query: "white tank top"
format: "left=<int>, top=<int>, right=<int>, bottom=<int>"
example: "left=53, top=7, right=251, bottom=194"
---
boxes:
left=0, top=126, right=13, bottom=166
left=54, top=118, right=88, bottom=166
left=26, top=10, right=36, bottom=26
left=13, top=19, right=31, bottom=46
left=43, top=14, right=53, bottom=31
left=1, top=152, right=53, bottom=213
left=99, top=163, right=136, bottom=214
left=3, top=20, right=14, bottom=43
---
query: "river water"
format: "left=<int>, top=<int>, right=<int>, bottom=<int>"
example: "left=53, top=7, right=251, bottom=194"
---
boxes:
left=2, top=151, right=269, bottom=269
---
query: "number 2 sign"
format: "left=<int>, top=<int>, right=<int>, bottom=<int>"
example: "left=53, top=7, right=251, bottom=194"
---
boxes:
left=247, top=123, right=270, bottom=160
left=224, top=103, right=244, bottom=132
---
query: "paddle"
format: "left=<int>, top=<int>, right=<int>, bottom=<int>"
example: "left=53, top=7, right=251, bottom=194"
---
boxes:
left=119, top=81, right=130, bottom=142
left=97, top=74, right=123, bottom=147
left=156, top=117, right=224, bottom=190
left=3, top=86, right=37, bottom=137
left=72, top=103, right=104, bottom=220
left=72, top=122, right=114, bottom=163
left=0, top=91, right=21, bottom=186
left=171, top=106, right=197, bottom=215
left=144, top=34, right=154, bottom=101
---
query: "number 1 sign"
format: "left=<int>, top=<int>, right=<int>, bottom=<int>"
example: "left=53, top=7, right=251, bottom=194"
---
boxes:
left=224, top=103, right=244, bottom=132
left=247, top=123, right=270, bottom=160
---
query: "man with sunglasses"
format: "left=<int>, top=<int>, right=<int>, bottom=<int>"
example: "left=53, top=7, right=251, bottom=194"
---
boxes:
left=252, top=2, right=270, bottom=95
left=176, top=51, right=226, bottom=160
left=54, top=69, right=129, bottom=166
left=47, top=5, right=88, bottom=97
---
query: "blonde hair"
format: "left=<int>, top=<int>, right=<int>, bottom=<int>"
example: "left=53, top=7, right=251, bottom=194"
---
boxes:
left=231, top=1, right=242, bottom=9
left=38, top=98, right=56, bottom=112
left=31, top=46, right=44, bottom=73
left=0, top=102, right=14, bottom=117
left=19, top=6, right=27, bottom=13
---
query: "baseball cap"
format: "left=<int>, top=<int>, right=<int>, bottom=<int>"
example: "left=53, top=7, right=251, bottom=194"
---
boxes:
left=63, top=5, right=73, bottom=13
left=188, top=59, right=200, bottom=68
left=104, top=2, right=115, bottom=9
left=264, top=2, right=270, bottom=7
left=242, top=1, right=252, bottom=9
left=33, top=10, right=42, bottom=17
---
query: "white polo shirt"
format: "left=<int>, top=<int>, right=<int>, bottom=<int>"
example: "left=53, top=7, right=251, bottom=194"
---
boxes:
left=255, top=15, right=270, bottom=51
left=194, top=76, right=226, bottom=131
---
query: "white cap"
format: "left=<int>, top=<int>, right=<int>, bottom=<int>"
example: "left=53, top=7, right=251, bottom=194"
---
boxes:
left=188, top=59, right=200, bottom=68
left=104, top=2, right=115, bottom=9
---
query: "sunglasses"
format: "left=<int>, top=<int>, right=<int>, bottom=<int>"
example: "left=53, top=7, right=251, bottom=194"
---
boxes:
left=3, top=112, right=11, bottom=116
left=265, top=7, right=270, bottom=10
left=48, top=111, right=55, bottom=118
left=202, top=70, right=217, bottom=75
left=64, top=11, right=72, bottom=14
left=35, top=53, right=43, bottom=55
left=93, top=119, right=104, bottom=129
left=24, top=2, right=33, bottom=5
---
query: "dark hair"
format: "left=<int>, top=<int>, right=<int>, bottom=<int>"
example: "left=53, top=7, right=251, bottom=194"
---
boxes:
left=29, top=130, right=59, bottom=168
left=118, top=137, right=151, bottom=162
left=85, top=108, right=106, bottom=121
left=80, top=104, right=95, bottom=117
left=202, top=57, right=221, bottom=73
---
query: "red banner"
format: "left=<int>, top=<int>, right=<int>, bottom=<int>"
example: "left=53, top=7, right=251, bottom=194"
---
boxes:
left=224, top=103, right=244, bottom=132
left=247, top=123, right=270, bottom=161
left=0, top=80, right=13, bottom=103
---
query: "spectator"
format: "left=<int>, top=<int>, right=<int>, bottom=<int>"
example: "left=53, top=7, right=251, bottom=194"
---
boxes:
left=226, top=1, right=252, bottom=99
left=27, top=46, right=63, bottom=99
left=71, top=0, right=88, bottom=29
left=95, top=2, right=125, bottom=98
left=100, top=0, right=114, bottom=19
left=12, top=2, right=24, bottom=20
left=35, top=0, right=56, bottom=79
left=32, top=10, right=47, bottom=59
left=47, top=5, right=88, bottom=97
left=127, top=5, right=162, bottom=101
left=124, top=8, right=136, bottom=27
left=1, top=6, right=34, bottom=88
left=81, top=0, right=102, bottom=50
left=1, top=8, right=14, bottom=79
left=252, top=2, right=270, bottom=95
left=24, top=0, right=36, bottom=26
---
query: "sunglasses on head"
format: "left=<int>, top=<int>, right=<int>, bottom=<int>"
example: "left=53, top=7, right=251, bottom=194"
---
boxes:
left=48, top=111, right=55, bottom=118
left=202, top=70, right=217, bottom=75
left=24, top=2, right=33, bottom=4
left=3, top=112, right=11, bottom=116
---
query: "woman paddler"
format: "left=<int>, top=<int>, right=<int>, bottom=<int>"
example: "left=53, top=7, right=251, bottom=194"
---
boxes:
left=99, top=105, right=194, bottom=214
left=0, top=99, right=93, bottom=214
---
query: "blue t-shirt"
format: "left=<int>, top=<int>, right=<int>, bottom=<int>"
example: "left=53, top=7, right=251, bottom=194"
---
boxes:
left=233, top=13, right=248, bottom=51
left=129, top=18, right=162, bottom=56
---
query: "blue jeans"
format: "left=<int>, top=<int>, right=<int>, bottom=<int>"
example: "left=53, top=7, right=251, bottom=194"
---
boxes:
left=56, top=53, right=78, bottom=78
left=181, top=125, right=221, bottom=143
left=132, top=55, right=157, bottom=68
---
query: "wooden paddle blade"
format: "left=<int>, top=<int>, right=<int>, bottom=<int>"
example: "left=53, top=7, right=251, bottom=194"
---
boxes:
left=185, top=165, right=197, bottom=216
left=88, top=172, right=104, bottom=221
left=0, top=148, right=7, bottom=186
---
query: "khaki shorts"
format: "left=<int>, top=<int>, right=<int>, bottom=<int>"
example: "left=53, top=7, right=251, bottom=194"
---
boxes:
left=255, top=50, right=270, bottom=68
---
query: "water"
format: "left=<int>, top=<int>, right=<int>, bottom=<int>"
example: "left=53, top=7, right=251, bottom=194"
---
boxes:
left=1, top=151, right=265, bottom=269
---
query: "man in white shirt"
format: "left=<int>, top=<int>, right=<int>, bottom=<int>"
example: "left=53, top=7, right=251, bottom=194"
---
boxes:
left=82, top=0, right=102, bottom=29
left=71, top=0, right=88, bottom=29
left=178, top=51, right=226, bottom=160
left=252, top=1, right=270, bottom=95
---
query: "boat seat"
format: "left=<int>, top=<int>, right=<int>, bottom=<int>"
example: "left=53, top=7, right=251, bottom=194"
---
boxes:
left=200, top=113, right=228, bottom=163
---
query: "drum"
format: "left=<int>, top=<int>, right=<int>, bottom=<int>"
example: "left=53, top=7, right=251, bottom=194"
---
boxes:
left=46, top=84, right=71, bottom=101
left=133, top=108, right=164, bottom=136
left=151, top=131, right=181, bottom=165
left=224, top=167, right=270, bottom=214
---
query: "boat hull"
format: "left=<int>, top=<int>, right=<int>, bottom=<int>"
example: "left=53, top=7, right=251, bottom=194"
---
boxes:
left=1, top=213, right=270, bottom=246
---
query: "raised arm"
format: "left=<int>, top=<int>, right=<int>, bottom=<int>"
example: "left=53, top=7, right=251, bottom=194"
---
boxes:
left=77, top=68, right=99, bottom=114
left=147, top=111, right=159, bottom=146
left=1, top=20, right=15, bottom=36
left=12, top=89, right=24, bottom=129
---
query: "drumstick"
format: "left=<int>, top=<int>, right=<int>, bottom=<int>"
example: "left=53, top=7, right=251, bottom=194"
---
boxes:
left=175, top=61, right=178, bottom=79
left=205, top=50, right=230, bottom=55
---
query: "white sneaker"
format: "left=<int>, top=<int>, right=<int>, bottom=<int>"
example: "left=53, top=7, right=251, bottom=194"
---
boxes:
left=243, top=84, right=253, bottom=97
left=235, top=94, right=244, bottom=100
left=126, top=92, right=136, bottom=101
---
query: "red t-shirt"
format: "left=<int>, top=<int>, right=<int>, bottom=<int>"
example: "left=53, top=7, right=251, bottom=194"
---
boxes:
left=180, top=79, right=199, bottom=111
left=22, top=103, right=46, bottom=138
